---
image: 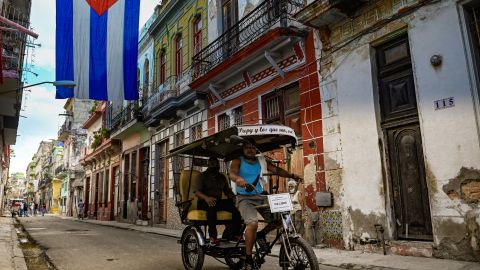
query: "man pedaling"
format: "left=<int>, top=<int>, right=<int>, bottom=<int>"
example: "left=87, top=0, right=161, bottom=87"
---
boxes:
left=230, top=139, right=302, bottom=270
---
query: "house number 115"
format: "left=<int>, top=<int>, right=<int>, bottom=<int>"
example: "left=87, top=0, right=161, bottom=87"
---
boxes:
left=434, top=97, right=454, bottom=110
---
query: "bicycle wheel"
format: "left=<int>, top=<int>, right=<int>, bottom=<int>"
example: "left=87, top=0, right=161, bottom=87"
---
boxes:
left=181, top=228, right=205, bottom=270
left=279, top=237, right=319, bottom=270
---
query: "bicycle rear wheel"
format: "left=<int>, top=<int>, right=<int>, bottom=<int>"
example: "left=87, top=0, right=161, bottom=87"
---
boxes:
left=181, top=228, right=205, bottom=270
left=279, top=237, right=319, bottom=270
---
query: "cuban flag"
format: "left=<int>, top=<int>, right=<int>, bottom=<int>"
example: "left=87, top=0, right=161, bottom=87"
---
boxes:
left=56, top=0, right=140, bottom=101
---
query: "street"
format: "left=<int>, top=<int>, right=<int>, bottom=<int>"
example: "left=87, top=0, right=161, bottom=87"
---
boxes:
left=18, top=216, right=341, bottom=270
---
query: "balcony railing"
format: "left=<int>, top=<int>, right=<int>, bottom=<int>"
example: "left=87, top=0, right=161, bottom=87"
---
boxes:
left=58, top=119, right=72, bottom=139
left=144, top=76, right=180, bottom=113
left=108, top=101, right=143, bottom=132
left=0, top=2, right=31, bottom=79
left=55, top=165, right=65, bottom=176
left=191, top=0, right=305, bottom=81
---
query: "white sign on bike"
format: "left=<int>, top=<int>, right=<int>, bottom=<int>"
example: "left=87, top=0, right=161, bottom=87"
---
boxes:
left=267, top=193, right=293, bottom=213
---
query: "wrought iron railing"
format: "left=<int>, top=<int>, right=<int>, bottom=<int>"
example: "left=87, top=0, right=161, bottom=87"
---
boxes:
left=1, top=1, right=31, bottom=79
left=108, top=101, right=143, bottom=132
left=144, top=76, right=180, bottom=113
left=191, top=0, right=305, bottom=81
left=58, top=119, right=72, bottom=139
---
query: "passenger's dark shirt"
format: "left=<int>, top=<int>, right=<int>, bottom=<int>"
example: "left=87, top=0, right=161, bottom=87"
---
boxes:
left=194, top=168, right=232, bottom=200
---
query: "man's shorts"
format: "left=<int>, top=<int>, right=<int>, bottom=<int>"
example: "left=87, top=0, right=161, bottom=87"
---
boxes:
left=236, top=194, right=275, bottom=224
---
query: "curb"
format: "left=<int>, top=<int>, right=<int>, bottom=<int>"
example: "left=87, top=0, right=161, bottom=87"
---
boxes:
left=10, top=219, right=28, bottom=270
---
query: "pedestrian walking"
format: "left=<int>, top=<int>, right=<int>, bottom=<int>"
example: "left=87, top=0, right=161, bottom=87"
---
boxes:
left=19, top=201, right=24, bottom=217
left=23, top=202, right=29, bottom=217
left=77, top=199, right=85, bottom=220
left=41, top=203, right=46, bottom=216
left=29, top=202, right=34, bottom=216
left=34, top=203, right=38, bottom=216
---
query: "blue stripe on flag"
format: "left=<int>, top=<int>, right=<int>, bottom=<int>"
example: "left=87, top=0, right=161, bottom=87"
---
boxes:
left=55, top=0, right=74, bottom=99
left=123, top=0, right=140, bottom=100
left=89, top=9, right=108, bottom=100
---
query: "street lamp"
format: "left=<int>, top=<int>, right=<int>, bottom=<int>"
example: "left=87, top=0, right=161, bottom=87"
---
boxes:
left=0, top=80, right=76, bottom=95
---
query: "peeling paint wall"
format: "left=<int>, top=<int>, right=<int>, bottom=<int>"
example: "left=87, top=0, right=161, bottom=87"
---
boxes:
left=315, top=0, right=480, bottom=260
left=408, top=0, right=480, bottom=261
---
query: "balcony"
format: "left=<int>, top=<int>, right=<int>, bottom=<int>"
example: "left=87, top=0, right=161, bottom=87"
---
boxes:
left=144, top=72, right=201, bottom=127
left=55, top=165, right=66, bottom=177
left=58, top=119, right=72, bottom=141
left=295, top=0, right=368, bottom=28
left=0, top=0, right=33, bottom=145
left=107, top=101, right=145, bottom=139
left=191, top=0, right=305, bottom=84
left=144, top=76, right=179, bottom=113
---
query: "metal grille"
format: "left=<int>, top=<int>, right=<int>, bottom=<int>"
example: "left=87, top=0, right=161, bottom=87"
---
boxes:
left=232, top=106, right=243, bottom=126
left=191, top=0, right=305, bottom=81
left=218, top=113, right=230, bottom=131
left=175, top=131, right=185, bottom=148
left=190, top=124, right=202, bottom=141
left=0, top=1, right=34, bottom=82
left=265, top=95, right=280, bottom=121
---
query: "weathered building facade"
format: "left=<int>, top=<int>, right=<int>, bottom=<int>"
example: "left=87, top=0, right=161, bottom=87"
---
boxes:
left=0, top=0, right=34, bottom=213
left=80, top=102, right=121, bottom=221
left=35, top=141, right=53, bottom=210
left=144, top=0, right=209, bottom=229
left=58, top=98, right=93, bottom=217
left=188, top=0, right=323, bottom=236
left=296, top=0, right=480, bottom=261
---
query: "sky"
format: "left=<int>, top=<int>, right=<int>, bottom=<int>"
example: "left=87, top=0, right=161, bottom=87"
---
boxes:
left=9, top=0, right=159, bottom=175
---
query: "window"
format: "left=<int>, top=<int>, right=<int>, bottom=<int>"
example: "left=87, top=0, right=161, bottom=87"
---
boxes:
left=191, top=124, right=202, bottom=141
left=193, top=16, right=202, bottom=55
left=137, top=68, right=140, bottom=91
left=218, top=113, right=230, bottom=131
left=157, top=48, right=167, bottom=86
left=262, top=84, right=301, bottom=136
left=465, top=5, right=480, bottom=103
left=264, top=93, right=282, bottom=123
left=232, top=106, right=243, bottom=126
left=175, top=35, right=183, bottom=78
left=175, top=131, right=185, bottom=147
left=143, top=59, right=149, bottom=102
left=174, top=131, right=185, bottom=170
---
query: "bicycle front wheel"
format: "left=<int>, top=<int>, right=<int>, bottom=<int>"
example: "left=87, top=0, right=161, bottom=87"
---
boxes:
left=279, top=237, right=319, bottom=270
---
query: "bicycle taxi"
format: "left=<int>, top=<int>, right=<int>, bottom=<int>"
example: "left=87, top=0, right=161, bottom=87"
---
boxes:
left=169, top=124, right=319, bottom=270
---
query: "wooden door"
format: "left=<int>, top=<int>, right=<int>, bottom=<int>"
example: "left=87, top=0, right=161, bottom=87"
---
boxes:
left=123, top=155, right=130, bottom=219
left=85, top=177, right=90, bottom=216
left=377, top=35, right=433, bottom=240
left=94, top=173, right=99, bottom=218
left=154, top=141, right=168, bottom=224
left=139, top=147, right=150, bottom=220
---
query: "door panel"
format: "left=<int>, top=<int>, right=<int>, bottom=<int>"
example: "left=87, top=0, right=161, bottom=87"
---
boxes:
left=154, top=141, right=168, bottom=224
left=377, top=35, right=433, bottom=240
left=140, top=147, right=150, bottom=220
left=387, top=125, right=433, bottom=240
left=379, top=70, right=417, bottom=122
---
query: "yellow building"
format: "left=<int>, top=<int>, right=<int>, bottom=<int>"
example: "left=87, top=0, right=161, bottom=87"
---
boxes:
left=143, top=0, right=209, bottom=228
left=152, top=0, right=207, bottom=88
left=50, top=178, right=62, bottom=214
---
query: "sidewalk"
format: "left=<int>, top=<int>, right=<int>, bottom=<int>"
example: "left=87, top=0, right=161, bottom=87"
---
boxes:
left=0, top=214, right=27, bottom=270
left=56, top=215, right=479, bottom=270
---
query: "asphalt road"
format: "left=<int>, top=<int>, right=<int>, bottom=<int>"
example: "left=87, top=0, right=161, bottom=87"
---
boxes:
left=18, top=216, right=341, bottom=270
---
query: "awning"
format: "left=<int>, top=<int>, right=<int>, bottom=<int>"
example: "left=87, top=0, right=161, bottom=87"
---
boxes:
left=168, top=124, right=297, bottom=160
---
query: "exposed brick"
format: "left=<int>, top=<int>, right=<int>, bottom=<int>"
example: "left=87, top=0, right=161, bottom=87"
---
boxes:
left=461, top=180, right=480, bottom=202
